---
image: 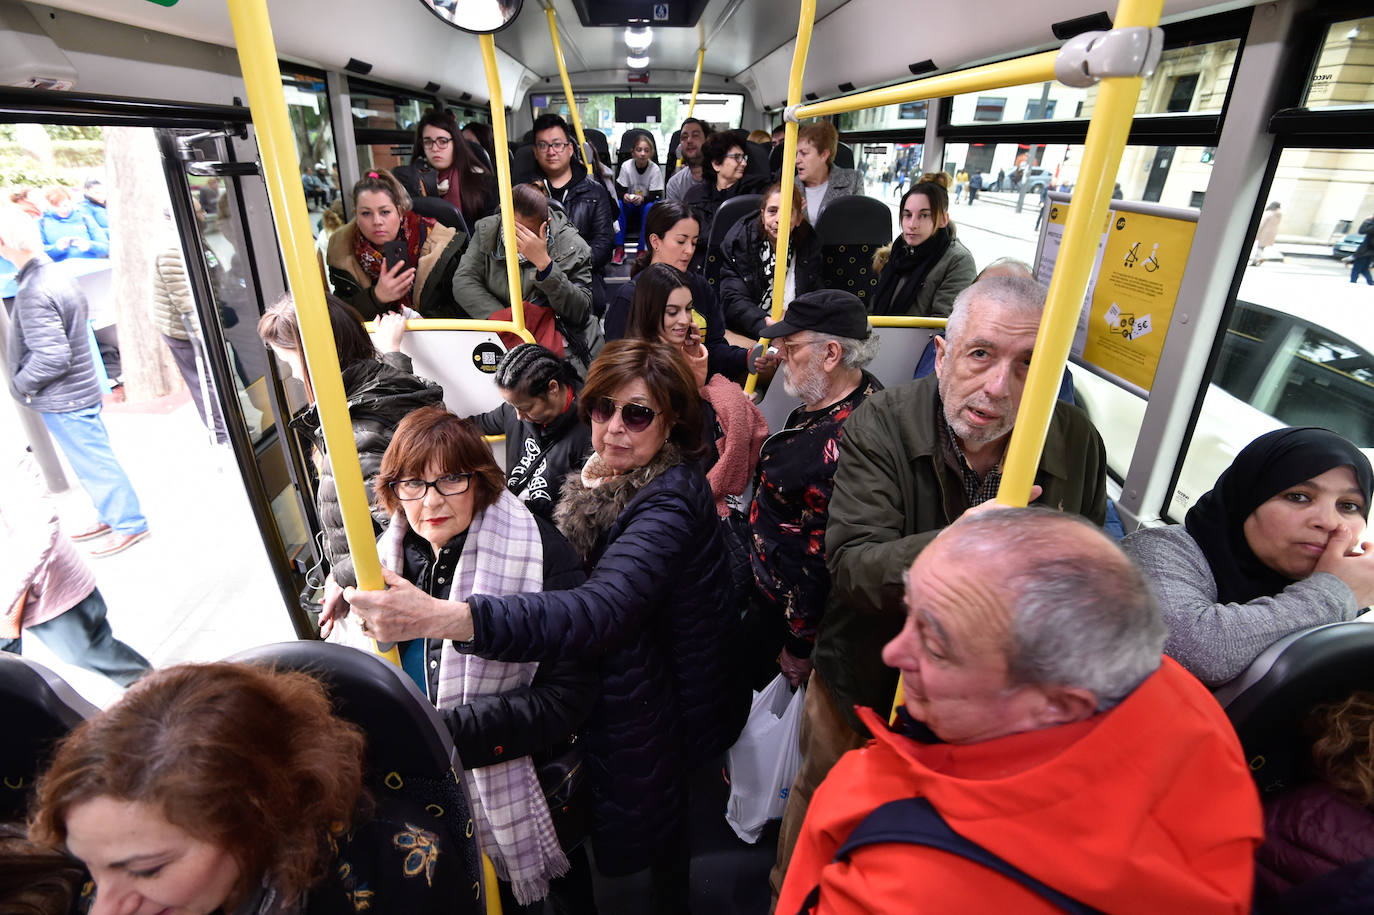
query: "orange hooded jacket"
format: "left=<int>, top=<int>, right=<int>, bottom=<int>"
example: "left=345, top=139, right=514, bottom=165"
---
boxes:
left=777, top=657, right=1263, bottom=915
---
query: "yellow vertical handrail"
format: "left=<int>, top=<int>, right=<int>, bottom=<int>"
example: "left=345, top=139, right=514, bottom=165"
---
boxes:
left=481, top=33, right=526, bottom=325
left=676, top=44, right=706, bottom=169
left=995, top=0, right=1163, bottom=507
left=225, top=0, right=397, bottom=664
left=743, top=0, right=816, bottom=397
left=544, top=7, right=588, bottom=157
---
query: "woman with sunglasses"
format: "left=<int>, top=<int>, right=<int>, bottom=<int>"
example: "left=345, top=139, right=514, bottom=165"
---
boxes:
left=325, top=169, right=467, bottom=319
left=683, top=132, right=767, bottom=272
left=626, top=263, right=767, bottom=518
left=605, top=201, right=748, bottom=381
left=340, top=404, right=597, bottom=913
left=329, top=340, right=745, bottom=914
left=258, top=294, right=444, bottom=591
left=394, top=108, right=497, bottom=230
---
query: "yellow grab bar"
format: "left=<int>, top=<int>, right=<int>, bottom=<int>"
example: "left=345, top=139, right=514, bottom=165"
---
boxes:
left=544, top=7, right=588, bottom=158
left=480, top=34, right=529, bottom=333
left=677, top=45, right=706, bottom=169
left=226, top=0, right=396, bottom=663
left=743, top=0, right=816, bottom=397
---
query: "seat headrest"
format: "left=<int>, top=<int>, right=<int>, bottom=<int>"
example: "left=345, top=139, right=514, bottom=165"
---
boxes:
left=833, top=143, right=856, bottom=170
left=0, top=654, right=97, bottom=820
left=708, top=194, right=763, bottom=249
left=1219, top=621, right=1374, bottom=793
left=814, top=195, right=893, bottom=246
left=410, top=196, right=469, bottom=236
left=229, top=642, right=459, bottom=782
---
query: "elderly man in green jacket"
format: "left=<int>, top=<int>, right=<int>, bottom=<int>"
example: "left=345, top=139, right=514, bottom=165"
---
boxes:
left=769, top=273, right=1108, bottom=903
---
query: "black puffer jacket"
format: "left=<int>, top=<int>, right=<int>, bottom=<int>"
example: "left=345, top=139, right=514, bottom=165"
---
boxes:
left=718, top=217, right=823, bottom=337
left=297, top=352, right=444, bottom=587
left=6, top=256, right=102, bottom=413
left=467, top=394, right=593, bottom=522
left=464, top=458, right=745, bottom=874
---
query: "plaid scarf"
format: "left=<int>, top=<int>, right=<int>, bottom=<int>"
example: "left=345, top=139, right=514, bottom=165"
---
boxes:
left=353, top=210, right=429, bottom=312
left=377, top=491, right=568, bottom=904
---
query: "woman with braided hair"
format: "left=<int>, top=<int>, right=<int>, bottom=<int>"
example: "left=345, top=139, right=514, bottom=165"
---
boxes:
left=467, top=343, right=593, bottom=521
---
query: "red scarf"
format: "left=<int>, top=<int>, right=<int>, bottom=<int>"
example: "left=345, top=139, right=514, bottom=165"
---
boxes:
left=438, top=167, right=464, bottom=213
left=354, top=210, right=431, bottom=311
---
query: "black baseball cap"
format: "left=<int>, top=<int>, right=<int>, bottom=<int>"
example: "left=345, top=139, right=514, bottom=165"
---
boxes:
left=761, top=289, right=872, bottom=340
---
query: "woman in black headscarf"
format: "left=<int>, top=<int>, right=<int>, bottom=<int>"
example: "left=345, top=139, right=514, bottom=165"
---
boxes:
left=1122, top=427, right=1374, bottom=687
left=868, top=175, right=976, bottom=317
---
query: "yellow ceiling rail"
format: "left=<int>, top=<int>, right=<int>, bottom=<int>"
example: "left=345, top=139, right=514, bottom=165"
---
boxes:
left=676, top=41, right=706, bottom=169
left=225, top=0, right=396, bottom=663
left=544, top=7, right=588, bottom=157
left=791, top=50, right=1059, bottom=121
left=743, top=0, right=815, bottom=397
left=996, top=0, right=1163, bottom=508
left=480, top=33, right=531, bottom=334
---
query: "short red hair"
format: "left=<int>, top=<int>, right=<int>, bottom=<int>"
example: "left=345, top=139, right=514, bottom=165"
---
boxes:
left=374, top=404, right=506, bottom=516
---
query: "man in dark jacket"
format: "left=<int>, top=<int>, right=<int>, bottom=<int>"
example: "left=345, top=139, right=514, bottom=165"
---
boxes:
left=521, top=114, right=616, bottom=312
left=749, top=290, right=882, bottom=688
left=768, top=273, right=1108, bottom=902
left=0, top=209, right=149, bottom=558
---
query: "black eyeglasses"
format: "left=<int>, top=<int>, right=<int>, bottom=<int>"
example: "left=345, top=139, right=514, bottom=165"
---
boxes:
left=589, top=397, right=661, bottom=432
left=723, top=152, right=748, bottom=163
left=535, top=140, right=571, bottom=152
left=421, top=136, right=452, bottom=149
left=389, top=473, right=472, bottom=500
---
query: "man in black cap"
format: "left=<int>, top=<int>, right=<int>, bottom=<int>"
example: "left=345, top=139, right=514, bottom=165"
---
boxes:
left=769, top=273, right=1108, bottom=905
left=748, top=289, right=882, bottom=690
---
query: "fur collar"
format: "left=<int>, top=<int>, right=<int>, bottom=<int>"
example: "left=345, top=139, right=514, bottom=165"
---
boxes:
left=555, top=444, right=682, bottom=560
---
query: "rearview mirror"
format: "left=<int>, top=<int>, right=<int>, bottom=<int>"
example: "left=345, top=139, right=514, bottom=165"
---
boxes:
left=418, top=0, right=522, bottom=33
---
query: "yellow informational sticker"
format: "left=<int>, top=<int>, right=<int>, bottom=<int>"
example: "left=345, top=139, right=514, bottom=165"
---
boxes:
left=1081, top=211, right=1197, bottom=391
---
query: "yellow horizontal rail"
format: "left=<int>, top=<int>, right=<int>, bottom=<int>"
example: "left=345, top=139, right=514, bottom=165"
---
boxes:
left=792, top=50, right=1059, bottom=121
left=870, top=316, right=948, bottom=329
left=363, top=318, right=535, bottom=340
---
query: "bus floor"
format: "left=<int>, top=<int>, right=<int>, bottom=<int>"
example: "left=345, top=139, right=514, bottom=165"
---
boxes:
left=3, top=387, right=295, bottom=708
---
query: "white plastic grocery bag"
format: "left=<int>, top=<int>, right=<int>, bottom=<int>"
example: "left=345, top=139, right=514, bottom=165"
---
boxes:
left=724, top=674, right=805, bottom=843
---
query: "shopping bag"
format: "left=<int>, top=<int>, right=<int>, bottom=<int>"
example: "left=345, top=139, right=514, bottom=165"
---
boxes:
left=724, top=673, right=805, bottom=843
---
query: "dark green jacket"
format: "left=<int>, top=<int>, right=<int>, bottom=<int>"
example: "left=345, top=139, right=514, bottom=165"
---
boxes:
left=815, top=374, right=1108, bottom=734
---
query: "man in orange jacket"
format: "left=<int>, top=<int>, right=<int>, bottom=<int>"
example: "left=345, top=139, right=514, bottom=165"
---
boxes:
left=777, top=508, right=1262, bottom=915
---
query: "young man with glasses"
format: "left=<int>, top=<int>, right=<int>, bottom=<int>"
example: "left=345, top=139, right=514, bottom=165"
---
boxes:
left=522, top=114, right=616, bottom=312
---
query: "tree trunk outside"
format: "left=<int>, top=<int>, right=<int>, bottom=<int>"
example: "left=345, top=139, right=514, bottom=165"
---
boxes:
left=104, top=126, right=182, bottom=401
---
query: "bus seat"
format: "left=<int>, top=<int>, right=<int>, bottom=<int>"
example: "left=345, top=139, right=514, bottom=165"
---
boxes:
left=411, top=195, right=470, bottom=237
left=867, top=324, right=939, bottom=391
left=816, top=195, right=893, bottom=308
left=704, top=193, right=762, bottom=289
left=615, top=128, right=659, bottom=170
left=584, top=130, right=611, bottom=172
left=513, top=144, right=538, bottom=182
left=833, top=143, right=856, bottom=170
left=382, top=328, right=508, bottom=419
left=229, top=641, right=487, bottom=913
left=0, top=654, right=97, bottom=820
left=665, top=128, right=682, bottom=181
left=1215, top=622, right=1374, bottom=794
left=466, top=138, right=493, bottom=173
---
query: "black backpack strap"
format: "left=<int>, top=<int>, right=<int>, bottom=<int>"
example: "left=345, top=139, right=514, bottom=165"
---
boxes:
left=793, top=796, right=1103, bottom=915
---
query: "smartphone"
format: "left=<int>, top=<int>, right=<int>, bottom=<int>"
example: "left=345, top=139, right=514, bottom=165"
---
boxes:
left=380, top=239, right=408, bottom=272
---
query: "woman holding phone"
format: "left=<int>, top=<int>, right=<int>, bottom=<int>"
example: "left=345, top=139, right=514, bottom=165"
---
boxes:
left=326, top=169, right=467, bottom=319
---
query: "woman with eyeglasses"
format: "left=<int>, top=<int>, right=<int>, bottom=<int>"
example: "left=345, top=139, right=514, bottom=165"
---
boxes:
left=605, top=201, right=749, bottom=381
left=394, top=108, right=497, bottom=230
left=336, top=404, right=596, bottom=914
left=626, top=263, right=767, bottom=518
left=325, top=168, right=467, bottom=319
left=258, top=294, right=444, bottom=591
left=683, top=132, right=767, bottom=272
left=328, top=339, right=745, bottom=914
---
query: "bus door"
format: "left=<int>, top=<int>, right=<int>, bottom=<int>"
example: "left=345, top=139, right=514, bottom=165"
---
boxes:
left=157, top=126, right=319, bottom=637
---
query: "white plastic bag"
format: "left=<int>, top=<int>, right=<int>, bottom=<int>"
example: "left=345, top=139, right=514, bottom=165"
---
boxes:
left=724, top=674, right=805, bottom=843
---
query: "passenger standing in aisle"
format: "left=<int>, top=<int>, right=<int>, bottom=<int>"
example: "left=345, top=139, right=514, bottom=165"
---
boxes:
left=0, top=208, right=149, bottom=559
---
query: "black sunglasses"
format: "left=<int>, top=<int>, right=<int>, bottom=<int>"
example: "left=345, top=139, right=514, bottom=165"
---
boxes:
left=589, top=396, right=661, bottom=432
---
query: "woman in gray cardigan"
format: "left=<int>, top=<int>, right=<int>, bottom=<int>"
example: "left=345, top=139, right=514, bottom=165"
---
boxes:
left=1122, top=427, right=1374, bottom=687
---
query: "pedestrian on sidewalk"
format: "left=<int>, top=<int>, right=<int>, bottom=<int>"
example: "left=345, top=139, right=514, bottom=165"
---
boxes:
left=2, top=491, right=151, bottom=688
left=1351, top=215, right=1373, bottom=285
left=1250, top=201, right=1282, bottom=266
left=0, top=207, right=149, bottom=559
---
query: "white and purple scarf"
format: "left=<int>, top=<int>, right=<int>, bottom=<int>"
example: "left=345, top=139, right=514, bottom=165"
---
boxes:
left=378, top=490, right=568, bottom=904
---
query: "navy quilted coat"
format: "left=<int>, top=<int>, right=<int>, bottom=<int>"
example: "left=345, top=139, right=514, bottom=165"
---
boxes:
left=466, top=462, right=742, bottom=875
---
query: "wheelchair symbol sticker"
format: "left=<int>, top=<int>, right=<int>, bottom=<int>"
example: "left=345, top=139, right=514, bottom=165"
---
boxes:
left=653, top=3, right=669, bottom=20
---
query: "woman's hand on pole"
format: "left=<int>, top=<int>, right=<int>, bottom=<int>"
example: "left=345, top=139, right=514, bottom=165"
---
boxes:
left=375, top=312, right=408, bottom=353
left=343, top=566, right=477, bottom=643
left=374, top=260, right=416, bottom=305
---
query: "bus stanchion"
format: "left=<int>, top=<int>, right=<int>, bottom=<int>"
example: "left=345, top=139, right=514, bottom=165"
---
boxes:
left=544, top=6, right=587, bottom=157
left=479, top=32, right=530, bottom=343
left=225, top=0, right=397, bottom=665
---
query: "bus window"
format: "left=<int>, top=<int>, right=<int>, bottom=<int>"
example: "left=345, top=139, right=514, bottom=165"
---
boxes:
left=1169, top=145, right=1374, bottom=520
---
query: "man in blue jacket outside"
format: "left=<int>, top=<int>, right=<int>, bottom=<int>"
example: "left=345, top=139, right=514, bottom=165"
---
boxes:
left=0, top=207, right=148, bottom=558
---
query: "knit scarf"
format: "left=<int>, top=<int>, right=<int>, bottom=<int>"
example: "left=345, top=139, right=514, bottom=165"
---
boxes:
left=870, top=226, right=953, bottom=316
left=353, top=210, right=429, bottom=311
left=376, top=491, right=568, bottom=904
left=554, top=444, right=682, bottom=561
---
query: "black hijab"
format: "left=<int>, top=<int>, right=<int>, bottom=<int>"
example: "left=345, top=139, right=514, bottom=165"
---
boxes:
left=1184, top=427, right=1373, bottom=604
left=870, top=226, right=953, bottom=316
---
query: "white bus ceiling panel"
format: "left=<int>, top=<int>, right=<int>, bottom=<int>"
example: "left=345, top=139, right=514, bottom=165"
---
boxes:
left=739, top=0, right=1260, bottom=110
left=29, top=0, right=529, bottom=107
